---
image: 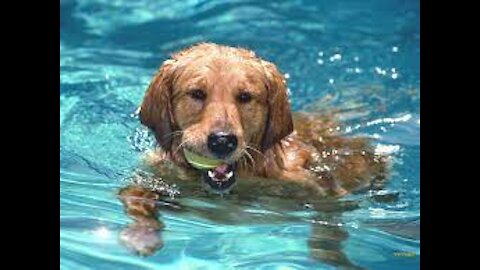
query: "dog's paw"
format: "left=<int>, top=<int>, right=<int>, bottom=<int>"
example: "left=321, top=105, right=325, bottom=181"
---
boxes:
left=118, top=186, right=160, bottom=218
left=119, top=222, right=163, bottom=256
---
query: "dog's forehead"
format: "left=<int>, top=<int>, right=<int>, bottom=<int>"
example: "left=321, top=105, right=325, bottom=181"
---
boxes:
left=175, top=56, right=266, bottom=87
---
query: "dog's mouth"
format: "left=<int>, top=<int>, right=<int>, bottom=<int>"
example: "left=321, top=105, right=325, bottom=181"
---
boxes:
left=201, top=163, right=236, bottom=193
left=183, top=149, right=237, bottom=193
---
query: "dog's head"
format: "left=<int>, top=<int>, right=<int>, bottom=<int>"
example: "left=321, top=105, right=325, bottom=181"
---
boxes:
left=139, top=43, right=293, bottom=193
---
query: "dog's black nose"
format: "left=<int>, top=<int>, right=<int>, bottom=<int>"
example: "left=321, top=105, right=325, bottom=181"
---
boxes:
left=207, top=132, right=238, bottom=158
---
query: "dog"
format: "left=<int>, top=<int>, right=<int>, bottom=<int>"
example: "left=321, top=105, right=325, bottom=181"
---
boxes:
left=118, top=43, right=388, bottom=268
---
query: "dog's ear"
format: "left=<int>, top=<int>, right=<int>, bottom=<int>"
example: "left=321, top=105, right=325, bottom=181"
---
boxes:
left=139, top=60, right=176, bottom=151
left=260, top=60, right=294, bottom=151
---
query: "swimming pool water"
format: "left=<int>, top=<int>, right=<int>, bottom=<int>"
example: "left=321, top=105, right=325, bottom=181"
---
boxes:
left=60, top=0, right=420, bottom=269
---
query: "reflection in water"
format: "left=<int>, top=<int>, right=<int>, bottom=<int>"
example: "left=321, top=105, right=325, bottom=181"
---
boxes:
left=118, top=166, right=411, bottom=269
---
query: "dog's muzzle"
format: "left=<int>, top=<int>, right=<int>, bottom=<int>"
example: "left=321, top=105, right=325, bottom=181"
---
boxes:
left=183, top=149, right=237, bottom=193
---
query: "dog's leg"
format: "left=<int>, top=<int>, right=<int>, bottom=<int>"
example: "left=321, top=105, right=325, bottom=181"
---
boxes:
left=308, top=207, right=365, bottom=270
left=118, top=185, right=164, bottom=256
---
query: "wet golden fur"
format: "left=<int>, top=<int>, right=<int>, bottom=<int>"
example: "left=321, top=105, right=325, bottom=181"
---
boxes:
left=118, top=43, right=388, bottom=267
left=136, top=42, right=386, bottom=197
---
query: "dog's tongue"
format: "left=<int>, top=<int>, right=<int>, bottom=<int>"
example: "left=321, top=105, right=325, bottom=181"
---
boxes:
left=202, top=163, right=236, bottom=192
left=212, top=163, right=229, bottom=179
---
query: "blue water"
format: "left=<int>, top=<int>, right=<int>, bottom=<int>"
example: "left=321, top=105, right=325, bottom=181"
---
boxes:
left=60, top=0, right=420, bottom=269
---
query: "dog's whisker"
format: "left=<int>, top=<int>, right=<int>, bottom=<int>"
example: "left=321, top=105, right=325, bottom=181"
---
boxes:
left=246, top=145, right=266, bottom=159
left=238, top=154, right=245, bottom=170
left=243, top=155, right=252, bottom=170
left=173, top=139, right=192, bottom=156
left=240, top=155, right=252, bottom=171
left=163, top=130, right=184, bottom=137
left=162, top=130, right=184, bottom=140
left=243, top=149, right=256, bottom=169
left=240, top=156, right=247, bottom=170
left=174, top=139, right=190, bottom=154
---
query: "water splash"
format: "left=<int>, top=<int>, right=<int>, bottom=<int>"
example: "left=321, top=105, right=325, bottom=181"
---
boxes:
left=127, top=126, right=157, bottom=152
left=122, top=170, right=180, bottom=198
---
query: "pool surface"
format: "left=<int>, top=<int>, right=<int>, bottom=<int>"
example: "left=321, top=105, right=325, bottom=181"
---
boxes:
left=60, top=0, right=420, bottom=269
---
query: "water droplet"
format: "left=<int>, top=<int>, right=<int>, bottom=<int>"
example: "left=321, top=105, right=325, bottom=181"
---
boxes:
left=317, top=59, right=324, bottom=65
left=329, top=53, right=342, bottom=62
left=328, top=78, right=334, bottom=84
left=375, top=67, right=387, bottom=76
left=392, top=46, right=399, bottom=52
left=128, top=127, right=157, bottom=152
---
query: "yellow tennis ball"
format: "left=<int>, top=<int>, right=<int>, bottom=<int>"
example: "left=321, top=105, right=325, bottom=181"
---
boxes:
left=183, top=149, right=223, bottom=170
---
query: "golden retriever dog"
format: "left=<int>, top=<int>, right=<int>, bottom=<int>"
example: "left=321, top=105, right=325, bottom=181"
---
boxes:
left=118, top=43, right=388, bottom=268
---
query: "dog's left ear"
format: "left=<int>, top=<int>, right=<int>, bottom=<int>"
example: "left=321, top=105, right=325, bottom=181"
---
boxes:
left=260, top=60, right=294, bottom=151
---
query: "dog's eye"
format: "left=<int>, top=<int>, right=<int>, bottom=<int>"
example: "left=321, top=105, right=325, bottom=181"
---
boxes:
left=188, top=89, right=206, bottom=101
left=237, top=92, right=253, bottom=103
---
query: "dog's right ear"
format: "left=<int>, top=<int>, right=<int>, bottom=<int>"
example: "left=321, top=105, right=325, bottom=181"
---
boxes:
left=139, top=60, right=176, bottom=151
